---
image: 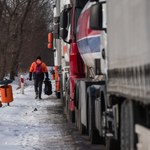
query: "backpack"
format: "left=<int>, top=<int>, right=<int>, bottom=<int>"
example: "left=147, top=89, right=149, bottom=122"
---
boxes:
left=35, top=63, right=42, bottom=74
left=44, top=79, right=52, bottom=95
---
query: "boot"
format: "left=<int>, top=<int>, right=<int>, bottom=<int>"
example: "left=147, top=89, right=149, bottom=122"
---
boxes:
left=35, top=92, right=38, bottom=99
left=0, top=101, right=2, bottom=107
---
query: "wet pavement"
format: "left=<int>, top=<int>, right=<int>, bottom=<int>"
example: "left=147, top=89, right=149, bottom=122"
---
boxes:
left=0, top=84, right=105, bottom=150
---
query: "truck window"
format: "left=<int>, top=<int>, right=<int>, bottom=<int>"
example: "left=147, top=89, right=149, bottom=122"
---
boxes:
left=74, top=8, right=82, bottom=40
left=72, top=0, right=89, bottom=41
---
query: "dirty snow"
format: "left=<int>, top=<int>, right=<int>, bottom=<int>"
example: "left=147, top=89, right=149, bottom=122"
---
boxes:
left=0, top=76, right=105, bottom=150
left=0, top=77, right=72, bottom=150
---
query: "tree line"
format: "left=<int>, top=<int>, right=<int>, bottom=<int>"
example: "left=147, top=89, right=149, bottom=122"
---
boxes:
left=0, top=0, right=54, bottom=80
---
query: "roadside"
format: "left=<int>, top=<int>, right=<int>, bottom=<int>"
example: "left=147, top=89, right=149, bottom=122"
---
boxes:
left=0, top=79, right=105, bottom=150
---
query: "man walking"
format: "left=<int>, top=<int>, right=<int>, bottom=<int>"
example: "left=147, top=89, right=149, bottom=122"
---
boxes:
left=29, top=56, right=49, bottom=99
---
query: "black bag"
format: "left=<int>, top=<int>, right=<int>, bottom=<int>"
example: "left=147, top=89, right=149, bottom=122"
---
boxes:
left=44, top=79, right=52, bottom=95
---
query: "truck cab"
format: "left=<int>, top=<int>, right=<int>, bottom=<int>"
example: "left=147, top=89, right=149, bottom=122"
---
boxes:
left=60, top=0, right=90, bottom=122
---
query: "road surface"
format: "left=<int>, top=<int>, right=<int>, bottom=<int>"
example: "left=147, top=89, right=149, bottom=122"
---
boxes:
left=0, top=81, right=105, bottom=150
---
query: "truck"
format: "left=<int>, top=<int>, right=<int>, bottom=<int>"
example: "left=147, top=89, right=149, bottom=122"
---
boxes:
left=49, top=0, right=87, bottom=121
left=90, top=0, right=150, bottom=149
left=48, top=0, right=150, bottom=149
left=48, top=0, right=63, bottom=99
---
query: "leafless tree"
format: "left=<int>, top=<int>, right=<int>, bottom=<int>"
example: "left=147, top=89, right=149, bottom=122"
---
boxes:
left=0, top=0, right=54, bottom=80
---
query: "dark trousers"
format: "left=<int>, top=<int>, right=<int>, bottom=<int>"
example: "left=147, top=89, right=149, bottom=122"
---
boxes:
left=34, top=79, right=43, bottom=98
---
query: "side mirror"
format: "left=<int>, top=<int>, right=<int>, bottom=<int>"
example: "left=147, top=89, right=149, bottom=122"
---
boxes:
left=75, top=0, right=89, bottom=8
left=60, top=5, right=71, bottom=43
left=60, top=10, right=68, bottom=29
left=90, top=2, right=106, bottom=30
left=47, top=33, right=53, bottom=49
left=60, top=28, right=68, bottom=40
left=89, top=0, right=99, bottom=1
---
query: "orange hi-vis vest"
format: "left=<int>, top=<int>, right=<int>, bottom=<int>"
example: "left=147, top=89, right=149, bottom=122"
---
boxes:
left=29, top=60, right=48, bottom=73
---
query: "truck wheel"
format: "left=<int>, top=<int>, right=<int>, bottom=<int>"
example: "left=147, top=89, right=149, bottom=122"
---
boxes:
left=120, top=101, right=135, bottom=150
left=90, top=128, right=101, bottom=144
left=88, top=87, right=97, bottom=144
left=81, top=124, right=87, bottom=134
left=88, top=86, right=105, bottom=144
left=69, top=110, right=75, bottom=123
left=106, top=137, right=119, bottom=150
left=56, top=91, right=60, bottom=98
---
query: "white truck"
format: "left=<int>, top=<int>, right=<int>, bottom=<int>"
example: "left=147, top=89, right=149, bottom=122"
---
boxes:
left=49, top=0, right=70, bottom=99
left=90, top=0, right=150, bottom=149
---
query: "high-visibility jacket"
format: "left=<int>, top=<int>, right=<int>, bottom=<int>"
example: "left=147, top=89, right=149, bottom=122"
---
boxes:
left=29, top=62, right=48, bottom=73
left=29, top=60, right=48, bottom=80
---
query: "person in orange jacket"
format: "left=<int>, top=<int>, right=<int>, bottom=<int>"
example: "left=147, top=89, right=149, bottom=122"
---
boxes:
left=29, top=56, right=49, bottom=99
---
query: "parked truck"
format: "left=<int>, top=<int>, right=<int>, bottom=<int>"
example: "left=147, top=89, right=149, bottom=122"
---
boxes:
left=90, top=0, right=150, bottom=149
left=49, top=0, right=150, bottom=149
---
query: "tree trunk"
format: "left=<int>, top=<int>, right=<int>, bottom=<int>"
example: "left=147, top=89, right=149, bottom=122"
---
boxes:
left=0, top=51, right=7, bottom=80
left=9, top=0, right=32, bottom=80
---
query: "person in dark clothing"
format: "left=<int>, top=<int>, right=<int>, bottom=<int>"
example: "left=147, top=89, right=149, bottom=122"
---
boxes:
left=29, top=56, right=49, bottom=99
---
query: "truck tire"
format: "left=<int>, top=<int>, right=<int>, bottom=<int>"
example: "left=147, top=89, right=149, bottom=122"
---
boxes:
left=69, top=110, right=75, bottom=123
left=88, top=86, right=104, bottom=144
left=56, top=91, right=60, bottom=99
left=106, top=137, right=119, bottom=150
left=81, top=123, right=87, bottom=134
left=88, top=86, right=97, bottom=144
left=66, top=79, right=70, bottom=115
left=74, top=80, right=81, bottom=129
left=120, top=101, right=135, bottom=150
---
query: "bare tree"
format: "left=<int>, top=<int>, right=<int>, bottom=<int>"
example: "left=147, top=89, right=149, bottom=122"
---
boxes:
left=0, top=0, right=54, bottom=80
left=0, top=0, right=11, bottom=80
left=9, top=0, right=32, bottom=80
left=17, top=0, right=54, bottom=73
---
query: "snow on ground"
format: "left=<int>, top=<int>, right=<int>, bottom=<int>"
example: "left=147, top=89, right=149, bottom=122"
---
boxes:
left=0, top=76, right=105, bottom=150
left=0, top=77, right=58, bottom=150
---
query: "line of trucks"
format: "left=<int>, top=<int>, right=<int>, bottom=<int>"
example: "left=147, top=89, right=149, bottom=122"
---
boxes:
left=48, top=0, right=150, bottom=149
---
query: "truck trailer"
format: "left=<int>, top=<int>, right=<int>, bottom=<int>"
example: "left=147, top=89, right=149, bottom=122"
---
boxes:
left=90, top=0, right=150, bottom=149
